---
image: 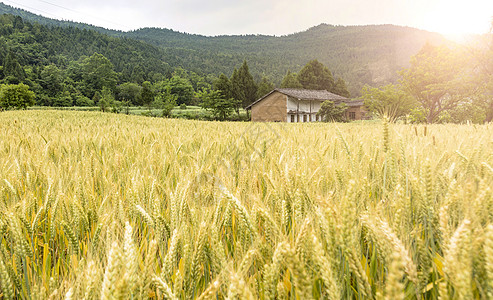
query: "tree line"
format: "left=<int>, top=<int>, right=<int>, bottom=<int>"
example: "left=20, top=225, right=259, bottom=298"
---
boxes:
left=362, top=37, right=493, bottom=123
left=0, top=14, right=354, bottom=121
left=1, top=2, right=450, bottom=96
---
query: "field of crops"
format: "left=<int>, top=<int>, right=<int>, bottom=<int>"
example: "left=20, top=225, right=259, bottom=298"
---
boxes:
left=0, top=110, right=492, bottom=299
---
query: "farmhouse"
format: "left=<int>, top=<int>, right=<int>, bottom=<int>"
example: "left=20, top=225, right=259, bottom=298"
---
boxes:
left=246, top=88, right=367, bottom=122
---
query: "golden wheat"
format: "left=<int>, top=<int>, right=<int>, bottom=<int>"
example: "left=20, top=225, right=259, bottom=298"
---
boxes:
left=0, top=110, right=492, bottom=299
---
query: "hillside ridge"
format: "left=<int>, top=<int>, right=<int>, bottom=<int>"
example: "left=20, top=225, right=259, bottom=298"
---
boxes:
left=0, top=2, right=449, bottom=95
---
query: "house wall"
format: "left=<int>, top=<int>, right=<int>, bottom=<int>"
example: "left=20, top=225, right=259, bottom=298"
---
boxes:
left=346, top=106, right=368, bottom=120
left=251, top=92, right=287, bottom=122
left=287, top=97, right=323, bottom=113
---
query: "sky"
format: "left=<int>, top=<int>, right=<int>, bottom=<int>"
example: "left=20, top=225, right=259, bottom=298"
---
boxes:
left=2, top=0, right=493, bottom=37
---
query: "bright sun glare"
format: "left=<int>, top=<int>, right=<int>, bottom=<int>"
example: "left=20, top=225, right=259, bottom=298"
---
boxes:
left=420, top=0, right=492, bottom=38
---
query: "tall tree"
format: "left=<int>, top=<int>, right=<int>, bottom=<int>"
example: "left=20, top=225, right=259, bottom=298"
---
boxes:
left=333, top=77, right=351, bottom=98
left=213, top=73, right=240, bottom=115
left=3, top=50, right=25, bottom=82
left=362, top=84, right=417, bottom=122
left=167, top=75, right=194, bottom=106
left=40, top=64, right=63, bottom=97
left=230, top=68, right=244, bottom=114
left=231, top=61, right=257, bottom=109
left=400, top=44, right=474, bottom=123
left=213, top=73, right=233, bottom=100
left=82, top=53, right=117, bottom=98
left=153, top=85, right=177, bottom=117
left=297, top=60, right=335, bottom=91
left=256, top=76, right=275, bottom=98
left=141, top=81, right=155, bottom=109
left=280, top=71, right=302, bottom=88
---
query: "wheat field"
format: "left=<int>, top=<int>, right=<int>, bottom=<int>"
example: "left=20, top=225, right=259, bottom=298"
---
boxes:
left=0, top=110, right=492, bottom=299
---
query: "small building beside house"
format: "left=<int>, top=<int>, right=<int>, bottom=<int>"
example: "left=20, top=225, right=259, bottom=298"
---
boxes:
left=246, top=88, right=366, bottom=122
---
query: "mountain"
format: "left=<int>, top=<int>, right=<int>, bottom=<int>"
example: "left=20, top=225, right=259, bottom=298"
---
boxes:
left=0, top=2, right=120, bottom=35
left=0, top=2, right=449, bottom=96
left=125, top=24, right=448, bottom=94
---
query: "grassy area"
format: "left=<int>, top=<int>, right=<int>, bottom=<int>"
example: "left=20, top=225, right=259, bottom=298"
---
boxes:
left=29, top=105, right=250, bottom=121
left=0, top=110, right=492, bottom=299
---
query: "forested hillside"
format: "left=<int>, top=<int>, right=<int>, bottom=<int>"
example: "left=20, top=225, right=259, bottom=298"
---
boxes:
left=0, top=14, right=171, bottom=81
left=0, top=2, right=449, bottom=95
left=126, top=24, right=448, bottom=94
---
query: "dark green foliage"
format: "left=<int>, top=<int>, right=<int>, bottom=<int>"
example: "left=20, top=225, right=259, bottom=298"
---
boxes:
left=120, top=24, right=446, bottom=96
left=230, top=61, right=257, bottom=109
left=53, top=91, right=72, bottom=107
left=167, top=76, right=195, bottom=106
left=213, top=73, right=233, bottom=100
left=4, top=50, right=25, bottom=81
left=256, top=76, right=275, bottom=98
left=296, top=60, right=350, bottom=97
left=198, top=88, right=236, bottom=120
left=154, top=85, right=177, bottom=117
left=333, top=77, right=351, bottom=98
left=0, top=6, right=449, bottom=99
left=82, top=53, right=117, bottom=98
left=73, top=94, right=94, bottom=106
left=0, top=13, right=171, bottom=88
left=316, top=100, right=348, bottom=122
left=141, top=81, right=155, bottom=109
left=297, top=60, right=335, bottom=91
left=0, top=83, right=35, bottom=109
left=117, top=82, right=143, bottom=106
left=39, top=64, right=63, bottom=97
left=281, top=71, right=302, bottom=88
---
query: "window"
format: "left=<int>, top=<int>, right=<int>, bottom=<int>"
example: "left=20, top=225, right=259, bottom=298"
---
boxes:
left=303, top=115, right=307, bottom=122
left=349, top=112, right=356, bottom=120
left=291, top=115, right=295, bottom=122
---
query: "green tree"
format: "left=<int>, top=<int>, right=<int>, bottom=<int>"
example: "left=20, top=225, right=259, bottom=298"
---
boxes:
left=82, top=53, right=117, bottom=98
left=3, top=50, right=25, bottom=82
left=99, top=87, right=115, bottom=113
left=231, top=61, right=257, bottom=109
left=297, top=60, right=335, bottom=91
left=230, top=69, right=244, bottom=115
left=117, top=82, right=142, bottom=106
left=362, top=84, right=417, bottom=122
left=0, top=83, right=35, bottom=110
left=198, top=88, right=235, bottom=120
left=73, top=94, right=94, bottom=107
left=141, top=81, right=155, bottom=110
left=280, top=71, right=302, bottom=88
left=316, top=100, right=348, bottom=122
left=53, top=91, right=73, bottom=107
left=154, top=86, right=177, bottom=117
left=167, top=76, right=194, bottom=106
left=213, top=74, right=240, bottom=115
left=256, top=76, right=275, bottom=98
left=400, top=44, right=474, bottom=123
left=213, top=73, right=233, bottom=100
left=40, top=64, right=63, bottom=97
left=333, top=77, right=351, bottom=98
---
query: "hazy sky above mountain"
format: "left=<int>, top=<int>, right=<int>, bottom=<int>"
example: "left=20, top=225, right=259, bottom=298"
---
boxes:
left=3, top=0, right=492, bottom=36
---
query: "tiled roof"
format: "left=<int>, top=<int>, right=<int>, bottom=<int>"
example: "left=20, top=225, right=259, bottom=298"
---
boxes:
left=277, top=88, right=348, bottom=101
left=246, top=88, right=349, bottom=109
left=346, top=99, right=364, bottom=107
